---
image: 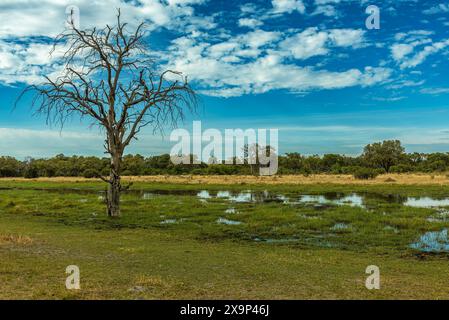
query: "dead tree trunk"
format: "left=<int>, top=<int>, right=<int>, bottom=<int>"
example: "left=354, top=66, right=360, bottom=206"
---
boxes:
left=107, top=149, right=122, bottom=217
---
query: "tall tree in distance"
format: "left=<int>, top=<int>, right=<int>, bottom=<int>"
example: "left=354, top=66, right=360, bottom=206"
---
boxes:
left=363, top=140, right=405, bottom=172
left=18, top=10, right=197, bottom=217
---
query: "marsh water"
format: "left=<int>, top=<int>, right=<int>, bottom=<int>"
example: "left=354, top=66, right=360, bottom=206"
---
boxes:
left=154, top=189, right=449, bottom=252
left=31, top=187, right=449, bottom=209
left=24, top=187, right=449, bottom=252
left=139, top=189, right=449, bottom=210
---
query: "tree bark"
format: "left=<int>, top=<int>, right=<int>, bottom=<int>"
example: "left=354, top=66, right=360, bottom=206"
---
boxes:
left=107, top=152, right=122, bottom=217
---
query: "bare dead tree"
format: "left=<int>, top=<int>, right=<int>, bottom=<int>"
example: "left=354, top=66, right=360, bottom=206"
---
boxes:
left=17, top=10, right=197, bottom=217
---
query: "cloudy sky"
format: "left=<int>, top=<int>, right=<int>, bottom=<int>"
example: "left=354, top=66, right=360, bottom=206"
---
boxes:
left=1, top=0, right=449, bottom=158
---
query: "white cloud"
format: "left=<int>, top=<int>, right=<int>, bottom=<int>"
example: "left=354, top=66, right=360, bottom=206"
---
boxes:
left=167, top=33, right=390, bottom=97
left=391, top=43, right=414, bottom=61
left=242, top=30, right=281, bottom=48
left=280, top=28, right=329, bottom=59
left=372, top=96, right=405, bottom=102
left=0, top=40, right=70, bottom=85
left=420, top=87, right=449, bottom=95
left=329, top=29, right=365, bottom=47
left=279, top=28, right=365, bottom=60
left=312, top=5, right=337, bottom=17
left=386, top=79, right=425, bottom=90
left=240, top=3, right=258, bottom=14
left=0, top=0, right=208, bottom=38
left=0, top=0, right=391, bottom=97
left=271, top=0, right=306, bottom=14
left=238, top=18, right=263, bottom=28
left=400, top=39, right=449, bottom=69
left=423, top=3, right=449, bottom=15
left=0, top=0, right=211, bottom=85
left=314, top=0, right=345, bottom=4
left=390, top=31, right=449, bottom=69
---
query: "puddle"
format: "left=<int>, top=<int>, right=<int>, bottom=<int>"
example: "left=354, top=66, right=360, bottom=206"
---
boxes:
left=299, top=194, right=365, bottom=208
left=160, top=219, right=177, bottom=224
left=197, top=190, right=211, bottom=199
left=196, top=190, right=287, bottom=203
left=216, top=217, right=242, bottom=225
left=331, top=223, right=350, bottom=231
left=276, top=195, right=289, bottom=204
left=217, top=191, right=231, bottom=198
left=229, top=192, right=254, bottom=203
left=410, top=229, right=449, bottom=252
left=191, top=190, right=449, bottom=210
left=405, top=197, right=449, bottom=208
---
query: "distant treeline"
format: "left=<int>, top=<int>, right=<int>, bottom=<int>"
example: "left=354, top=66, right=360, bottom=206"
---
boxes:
left=2, top=140, right=449, bottom=178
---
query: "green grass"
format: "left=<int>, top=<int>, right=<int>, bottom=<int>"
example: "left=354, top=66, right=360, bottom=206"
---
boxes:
left=4, top=178, right=449, bottom=196
left=1, top=180, right=449, bottom=299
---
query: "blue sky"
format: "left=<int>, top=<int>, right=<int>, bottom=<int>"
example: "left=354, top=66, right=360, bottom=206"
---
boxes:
left=1, top=0, right=449, bottom=158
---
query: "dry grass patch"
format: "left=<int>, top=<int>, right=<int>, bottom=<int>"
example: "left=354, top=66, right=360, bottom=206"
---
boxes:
left=0, top=234, right=33, bottom=245
left=123, top=174, right=449, bottom=186
left=4, top=173, right=449, bottom=185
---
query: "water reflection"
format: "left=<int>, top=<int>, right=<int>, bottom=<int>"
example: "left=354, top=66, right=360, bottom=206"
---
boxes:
left=160, top=219, right=177, bottom=224
left=225, top=208, right=237, bottom=214
left=216, top=217, right=242, bottom=225
left=299, top=194, right=364, bottom=208
left=410, top=229, right=449, bottom=252
left=189, top=190, right=449, bottom=210
left=197, top=190, right=211, bottom=199
left=405, top=197, right=449, bottom=208
left=331, top=223, right=350, bottom=231
left=32, top=186, right=449, bottom=210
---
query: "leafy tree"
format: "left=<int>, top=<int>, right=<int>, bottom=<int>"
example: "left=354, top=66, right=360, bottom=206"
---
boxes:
left=362, top=140, right=405, bottom=172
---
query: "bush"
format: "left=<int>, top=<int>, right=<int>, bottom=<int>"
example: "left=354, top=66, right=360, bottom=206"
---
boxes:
left=23, top=166, right=39, bottom=179
left=353, top=167, right=379, bottom=180
left=340, top=166, right=360, bottom=174
left=191, top=169, right=204, bottom=175
left=82, top=169, right=98, bottom=178
left=121, top=170, right=133, bottom=176
left=428, top=160, right=447, bottom=172
left=390, top=164, right=414, bottom=173
left=330, top=164, right=342, bottom=174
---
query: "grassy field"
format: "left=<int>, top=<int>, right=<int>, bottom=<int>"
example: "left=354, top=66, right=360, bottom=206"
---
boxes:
left=1, top=177, right=449, bottom=299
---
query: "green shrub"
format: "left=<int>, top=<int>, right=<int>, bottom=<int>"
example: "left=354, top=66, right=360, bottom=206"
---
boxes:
left=353, top=167, right=379, bottom=180
left=23, top=166, right=39, bottom=179
left=121, top=170, right=133, bottom=176
left=82, top=169, right=98, bottom=178
left=390, top=164, right=414, bottom=173
left=340, top=166, right=360, bottom=174
left=191, top=169, right=204, bottom=175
